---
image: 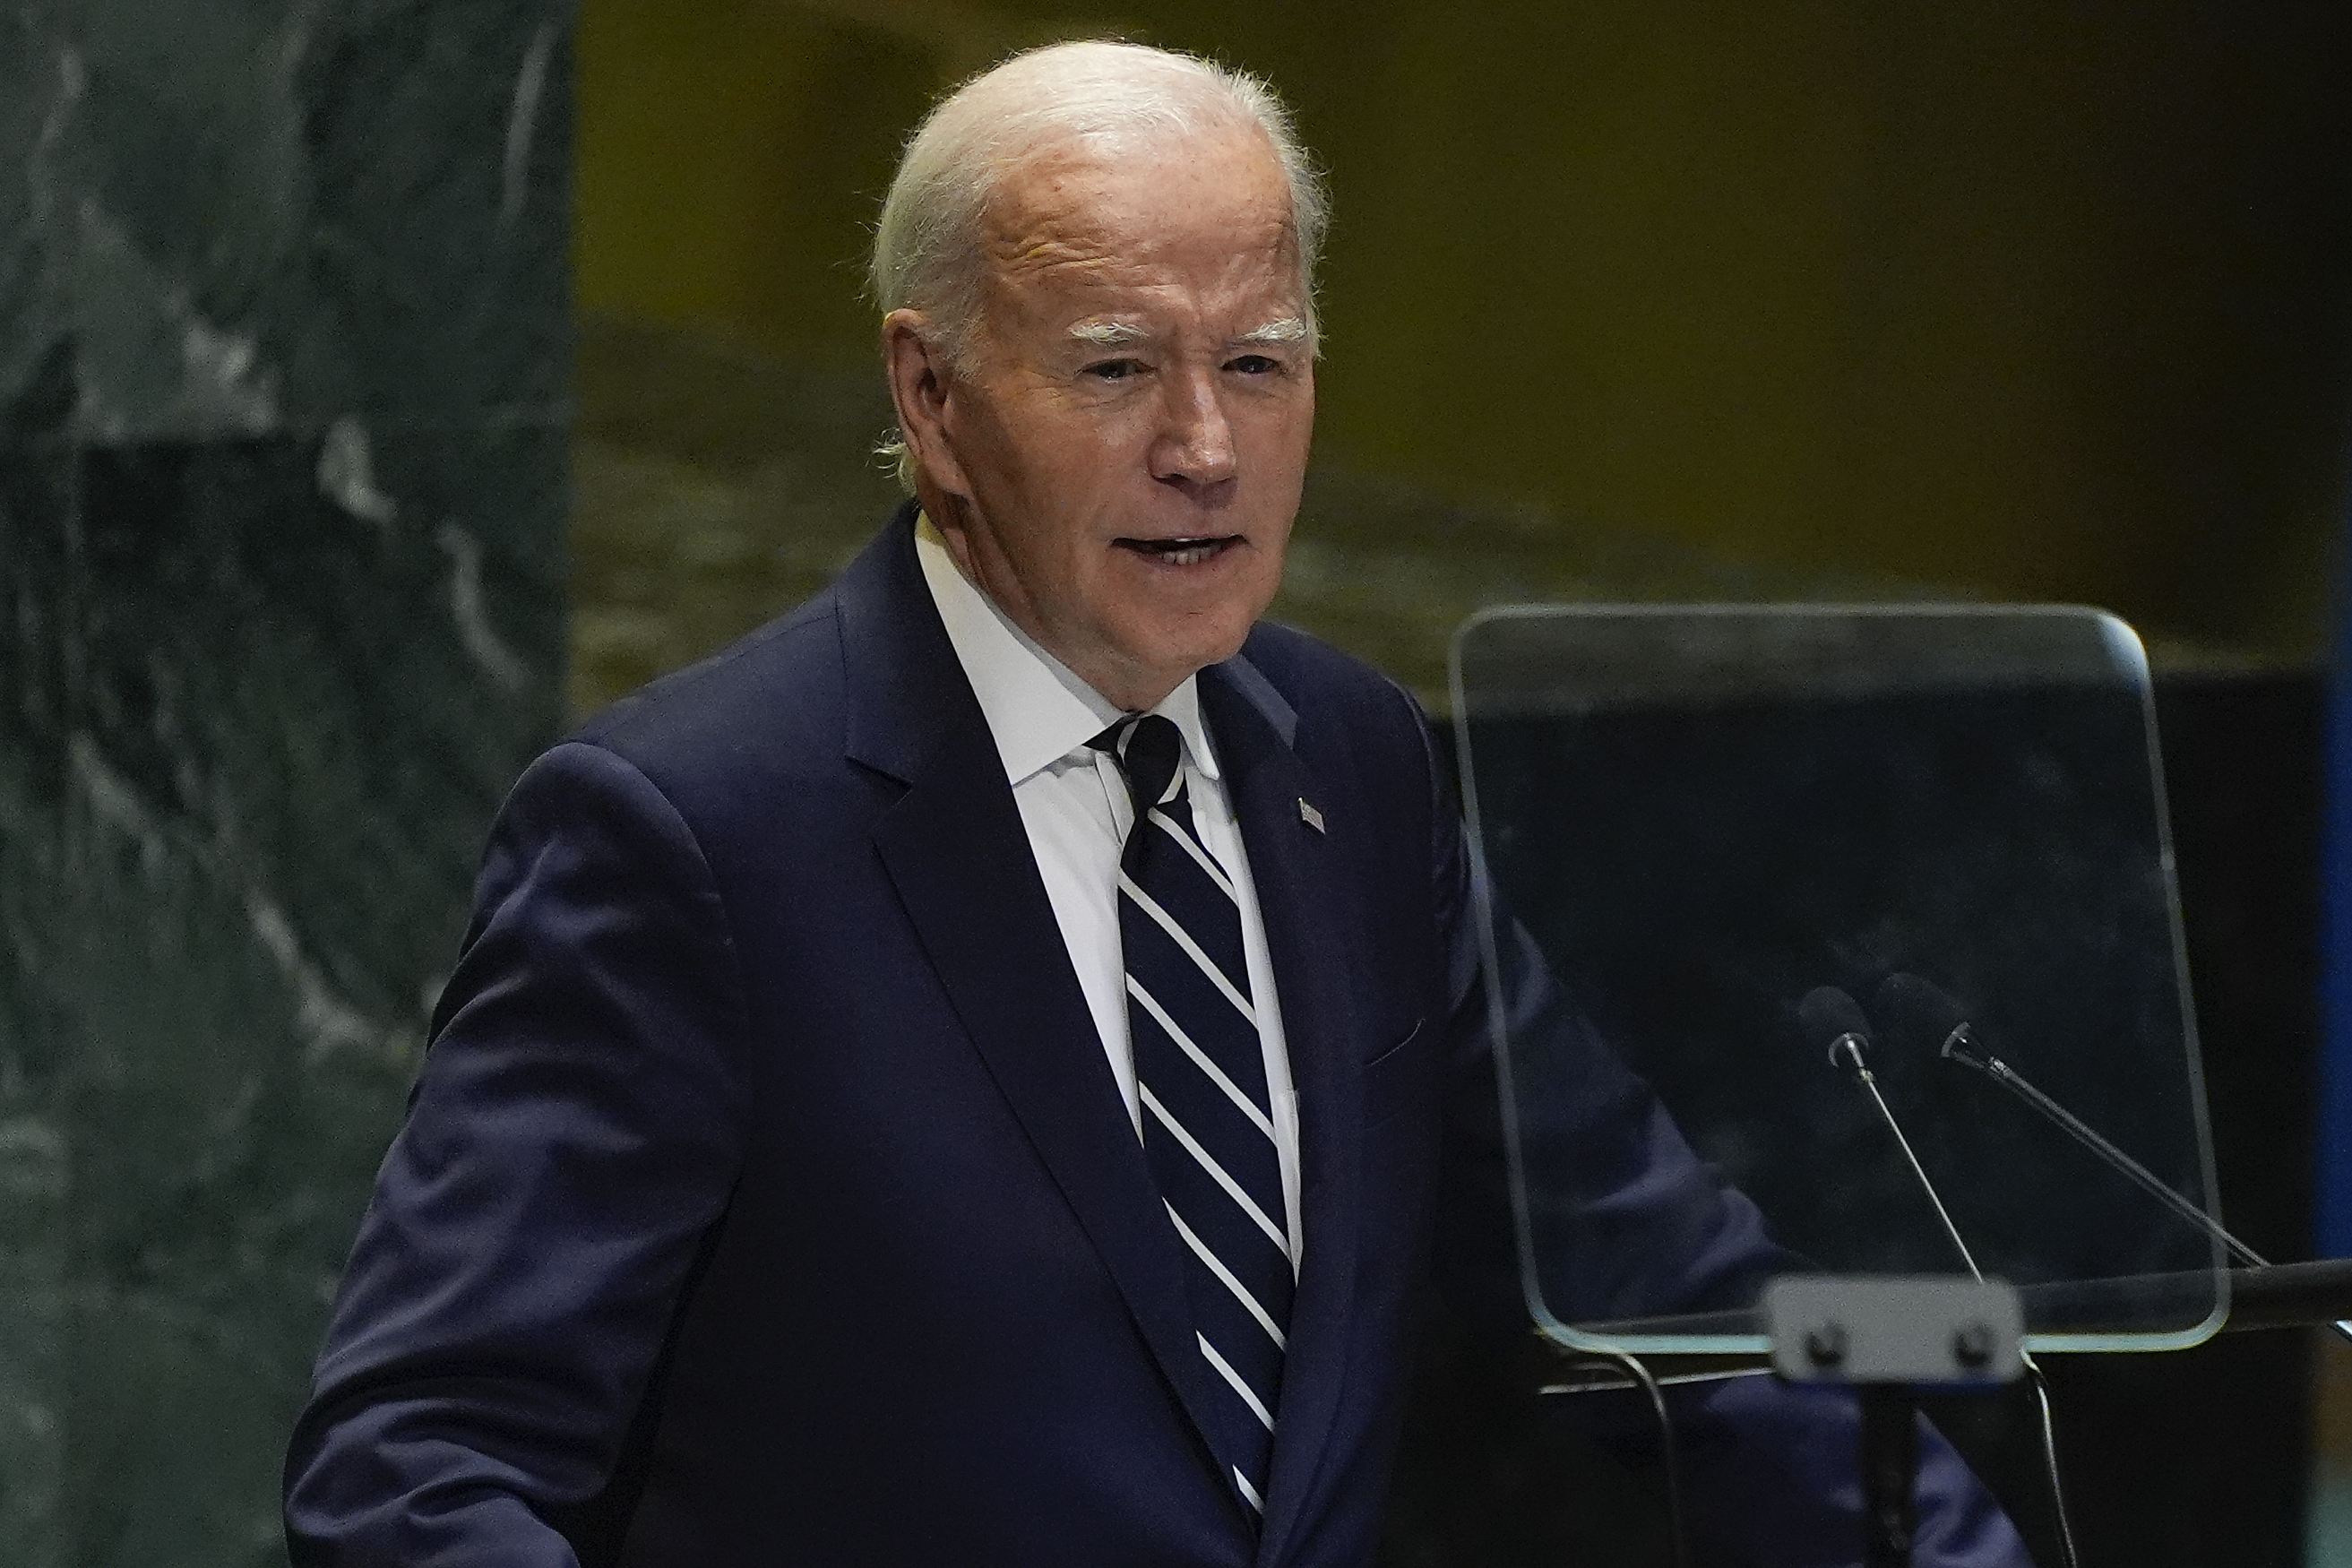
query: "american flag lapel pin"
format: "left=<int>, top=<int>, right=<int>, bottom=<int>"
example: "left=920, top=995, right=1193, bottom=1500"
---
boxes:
left=1297, top=797, right=1325, bottom=834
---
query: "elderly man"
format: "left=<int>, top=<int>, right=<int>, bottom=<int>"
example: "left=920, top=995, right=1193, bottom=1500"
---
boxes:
left=285, top=40, right=2028, bottom=1568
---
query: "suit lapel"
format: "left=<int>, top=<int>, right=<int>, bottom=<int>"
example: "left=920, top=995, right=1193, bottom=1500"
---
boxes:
left=1201, top=659, right=1373, bottom=1564
left=838, top=513, right=1239, bottom=1491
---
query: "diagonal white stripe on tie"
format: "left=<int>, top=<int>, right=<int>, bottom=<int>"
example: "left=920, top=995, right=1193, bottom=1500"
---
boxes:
left=1117, top=873, right=1257, bottom=1027
left=1138, top=1082, right=1290, bottom=1258
left=1199, top=1333, right=1277, bottom=1430
left=1127, top=977, right=1275, bottom=1138
left=1147, top=805, right=1236, bottom=899
left=1166, top=1202, right=1287, bottom=1348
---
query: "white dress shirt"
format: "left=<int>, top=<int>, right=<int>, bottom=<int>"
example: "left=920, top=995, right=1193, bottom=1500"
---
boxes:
left=916, top=517, right=1303, bottom=1262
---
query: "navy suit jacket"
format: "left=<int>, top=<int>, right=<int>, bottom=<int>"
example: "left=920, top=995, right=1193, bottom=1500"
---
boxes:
left=285, top=506, right=2027, bottom=1566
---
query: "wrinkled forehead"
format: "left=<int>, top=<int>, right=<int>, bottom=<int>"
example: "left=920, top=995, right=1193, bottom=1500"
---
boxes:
left=978, top=125, right=1304, bottom=292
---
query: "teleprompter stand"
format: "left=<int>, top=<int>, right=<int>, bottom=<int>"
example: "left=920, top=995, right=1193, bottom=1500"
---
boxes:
left=1763, top=1276, right=2024, bottom=1568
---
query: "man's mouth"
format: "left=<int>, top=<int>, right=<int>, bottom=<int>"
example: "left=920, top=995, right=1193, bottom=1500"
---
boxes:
left=1116, top=536, right=1240, bottom=567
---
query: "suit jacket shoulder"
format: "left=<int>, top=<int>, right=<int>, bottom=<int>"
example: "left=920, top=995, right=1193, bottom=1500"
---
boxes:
left=570, top=589, right=849, bottom=805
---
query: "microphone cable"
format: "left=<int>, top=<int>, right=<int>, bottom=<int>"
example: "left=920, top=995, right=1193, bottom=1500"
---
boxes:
left=1559, top=1343, right=1692, bottom=1568
left=2020, top=1356, right=2081, bottom=1568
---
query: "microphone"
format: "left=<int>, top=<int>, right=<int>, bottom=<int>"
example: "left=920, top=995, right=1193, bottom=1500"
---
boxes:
left=1799, top=985, right=1874, bottom=1081
left=1799, top=985, right=1981, bottom=1279
left=1874, top=972, right=1989, bottom=1071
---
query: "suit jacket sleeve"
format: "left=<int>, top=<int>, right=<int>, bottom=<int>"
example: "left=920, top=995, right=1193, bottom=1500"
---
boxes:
left=1413, top=697, right=2030, bottom=1568
left=283, top=740, right=749, bottom=1566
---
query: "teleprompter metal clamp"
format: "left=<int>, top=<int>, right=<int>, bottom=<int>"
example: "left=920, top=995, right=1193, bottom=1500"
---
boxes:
left=1764, top=1275, right=2023, bottom=1385
left=1763, top=1276, right=2025, bottom=1568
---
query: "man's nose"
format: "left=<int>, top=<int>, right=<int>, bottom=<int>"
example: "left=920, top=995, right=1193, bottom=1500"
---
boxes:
left=1150, top=368, right=1237, bottom=487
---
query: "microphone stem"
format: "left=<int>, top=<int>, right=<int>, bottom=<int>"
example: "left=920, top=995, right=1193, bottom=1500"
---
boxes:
left=1959, top=1051, right=2256, bottom=1265
left=1849, top=1051, right=1983, bottom=1281
left=1956, top=1048, right=2352, bottom=1348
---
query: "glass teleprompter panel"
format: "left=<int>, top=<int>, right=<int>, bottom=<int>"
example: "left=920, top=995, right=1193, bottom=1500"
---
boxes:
left=1451, top=605, right=2222, bottom=1357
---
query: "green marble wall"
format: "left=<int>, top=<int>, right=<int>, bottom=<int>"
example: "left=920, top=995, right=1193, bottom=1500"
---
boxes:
left=0, top=4, right=572, bottom=1564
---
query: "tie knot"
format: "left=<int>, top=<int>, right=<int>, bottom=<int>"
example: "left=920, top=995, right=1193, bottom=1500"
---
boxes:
left=1093, top=712, right=1184, bottom=814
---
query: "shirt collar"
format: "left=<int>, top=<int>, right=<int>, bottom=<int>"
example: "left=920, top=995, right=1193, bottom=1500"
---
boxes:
left=915, top=513, right=1222, bottom=787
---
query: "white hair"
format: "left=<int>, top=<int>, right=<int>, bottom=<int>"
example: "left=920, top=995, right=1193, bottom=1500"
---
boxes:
left=871, top=40, right=1328, bottom=485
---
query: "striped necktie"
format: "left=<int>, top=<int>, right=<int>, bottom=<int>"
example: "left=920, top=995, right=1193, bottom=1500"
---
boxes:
left=1097, top=712, right=1292, bottom=1521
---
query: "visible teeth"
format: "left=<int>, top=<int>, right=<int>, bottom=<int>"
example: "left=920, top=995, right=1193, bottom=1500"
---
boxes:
left=1132, top=537, right=1224, bottom=566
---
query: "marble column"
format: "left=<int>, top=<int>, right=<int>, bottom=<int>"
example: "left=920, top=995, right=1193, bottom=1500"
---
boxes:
left=0, top=4, right=572, bottom=1564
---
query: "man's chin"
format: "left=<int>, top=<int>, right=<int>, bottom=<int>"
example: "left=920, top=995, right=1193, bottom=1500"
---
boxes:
left=1156, top=629, right=1257, bottom=685
left=1080, top=629, right=1252, bottom=710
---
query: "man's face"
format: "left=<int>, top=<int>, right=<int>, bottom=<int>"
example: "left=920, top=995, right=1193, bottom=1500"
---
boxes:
left=886, top=128, right=1315, bottom=711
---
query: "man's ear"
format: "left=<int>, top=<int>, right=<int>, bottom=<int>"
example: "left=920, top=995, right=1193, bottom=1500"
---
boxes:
left=883, top=311, right=971, bottom=497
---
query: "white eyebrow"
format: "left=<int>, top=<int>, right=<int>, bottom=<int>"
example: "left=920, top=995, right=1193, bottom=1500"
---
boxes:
left=1067, top=321, right=1149, bottom=349
left=1064, top=318, right=1311, bottom=351
left=1233, top=317, right=1310, bottom=348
